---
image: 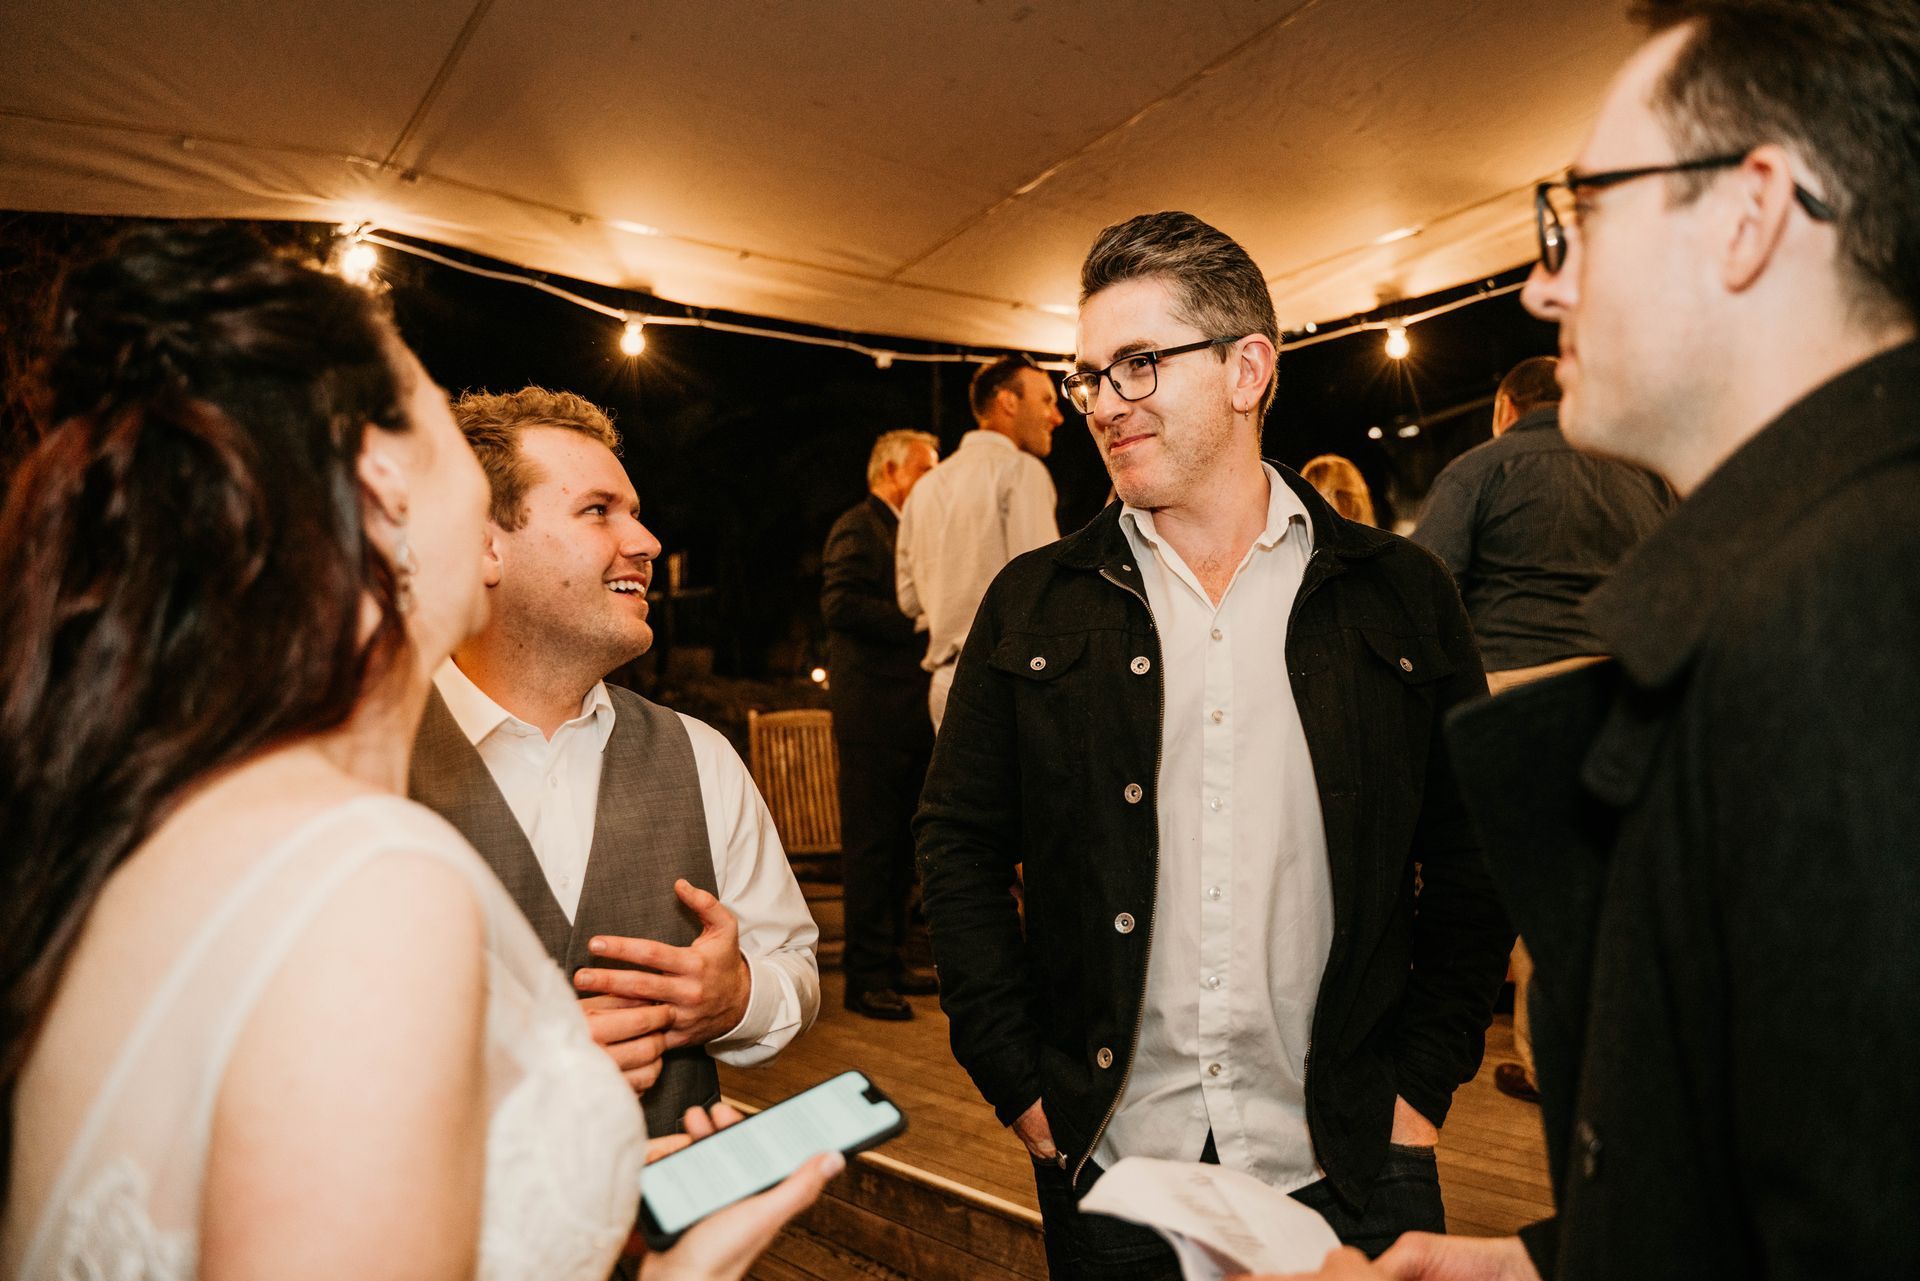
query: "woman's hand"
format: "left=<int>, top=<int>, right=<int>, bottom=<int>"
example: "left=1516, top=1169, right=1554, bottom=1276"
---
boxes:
left=630, top=1101, right=846, bottom=1281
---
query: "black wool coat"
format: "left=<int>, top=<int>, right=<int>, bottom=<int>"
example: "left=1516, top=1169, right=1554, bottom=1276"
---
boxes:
left=1446, top=341, right=1920, bottom=1280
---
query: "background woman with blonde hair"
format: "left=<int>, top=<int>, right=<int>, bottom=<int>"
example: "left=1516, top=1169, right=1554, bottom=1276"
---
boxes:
left=1301, top=453, right=1378, bottom=525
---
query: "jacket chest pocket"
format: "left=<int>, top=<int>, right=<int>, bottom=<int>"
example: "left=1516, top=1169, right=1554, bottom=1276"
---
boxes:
left=989, top=632, right=1094, bottom=764
left=1349, top=628, right=1456, bottom=791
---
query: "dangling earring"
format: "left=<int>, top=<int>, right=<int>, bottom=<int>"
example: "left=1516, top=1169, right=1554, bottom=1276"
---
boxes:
left=394, top=529, right=419, bottom=614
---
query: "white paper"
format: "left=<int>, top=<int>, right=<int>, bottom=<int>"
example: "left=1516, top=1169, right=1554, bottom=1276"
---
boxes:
left=1078, top=1157, right=1343, bottom=1280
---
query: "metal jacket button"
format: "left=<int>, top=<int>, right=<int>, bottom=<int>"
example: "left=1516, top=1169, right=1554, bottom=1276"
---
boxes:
left=1123, top=783, right=1143, bottom=804
left=1113, top=912, right=1135, bottom=934
left=1575, top=1119, right=1602, bottom=1178
left=1130, top=655, right=1151, bottom=675
left=1399, top=656, right=1413, bottom=672
left=1030, top=656, right=1047, bottom=671
left=1096, top=1047, right=1114, bottom=1069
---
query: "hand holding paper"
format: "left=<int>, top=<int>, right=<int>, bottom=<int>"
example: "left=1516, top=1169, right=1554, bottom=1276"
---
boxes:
left=1077, top=1158, right=1342, bottom=1280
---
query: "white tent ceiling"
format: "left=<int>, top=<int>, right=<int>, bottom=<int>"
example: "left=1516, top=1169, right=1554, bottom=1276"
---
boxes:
left=1, top=0, right=1635, bottom=353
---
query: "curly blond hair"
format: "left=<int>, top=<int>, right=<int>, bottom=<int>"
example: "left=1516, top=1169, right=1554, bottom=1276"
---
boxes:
left=451, top=387, right=621, bottom=530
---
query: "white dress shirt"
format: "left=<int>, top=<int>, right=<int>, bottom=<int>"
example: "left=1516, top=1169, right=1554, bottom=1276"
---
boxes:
left=895, top=429, right=1059, bottom=674
left=434, top=661, right=820, bottom=1064
left=1097, top=465, right=1334, bottom=1194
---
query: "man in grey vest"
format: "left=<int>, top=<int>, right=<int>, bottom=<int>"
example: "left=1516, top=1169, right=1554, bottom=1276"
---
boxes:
left=409, top=387, right=819, bottom=1137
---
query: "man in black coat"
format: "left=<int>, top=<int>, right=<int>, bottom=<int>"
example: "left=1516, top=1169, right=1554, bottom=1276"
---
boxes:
left=822, top=429, right=940, bottom=1020
left=1347, top=4, right=1920, bottom=1281
left=918, top=212, right=1512, bottom=1278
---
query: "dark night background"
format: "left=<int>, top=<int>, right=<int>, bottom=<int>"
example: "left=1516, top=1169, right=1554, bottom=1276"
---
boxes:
left=1, top=211, right=1558, bottom=681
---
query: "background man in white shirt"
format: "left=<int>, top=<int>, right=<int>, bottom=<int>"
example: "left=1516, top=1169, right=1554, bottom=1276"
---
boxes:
left=917, top=213, right=1510, bottom=1278
left=409, top=388, right=819, bottom=1137
left=895, top=354, right=1063, bottom=729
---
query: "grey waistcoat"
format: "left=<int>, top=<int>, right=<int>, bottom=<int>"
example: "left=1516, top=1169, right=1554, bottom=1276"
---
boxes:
left=409, top=682, right=722, bottom=1135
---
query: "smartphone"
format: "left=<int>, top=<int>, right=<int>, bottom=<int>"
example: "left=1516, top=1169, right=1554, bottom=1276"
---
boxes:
left=638, top=1070, right=906, bottom=1249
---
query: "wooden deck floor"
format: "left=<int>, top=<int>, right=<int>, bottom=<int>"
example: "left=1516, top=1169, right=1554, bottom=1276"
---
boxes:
left=720, top=971, right=1554, bottom=1239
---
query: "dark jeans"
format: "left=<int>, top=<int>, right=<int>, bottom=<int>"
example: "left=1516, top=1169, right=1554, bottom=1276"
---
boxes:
left=834, top=735, right=930, bottom=992
left=1031, top=1140, right=1445, bottom=1279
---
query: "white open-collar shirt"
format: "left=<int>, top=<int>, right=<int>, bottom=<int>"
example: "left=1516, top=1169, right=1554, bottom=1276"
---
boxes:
left=434, top=661, right=820, bottom=1063
left=1100, top=464, right=1333, bottom=1193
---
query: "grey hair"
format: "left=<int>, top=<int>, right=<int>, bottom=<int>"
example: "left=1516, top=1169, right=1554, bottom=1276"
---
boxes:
left=866, top=429, right=939, bottom=486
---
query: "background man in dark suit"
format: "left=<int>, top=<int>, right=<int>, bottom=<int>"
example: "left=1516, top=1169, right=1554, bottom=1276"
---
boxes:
left=822, top=429, right=940, bottom=1020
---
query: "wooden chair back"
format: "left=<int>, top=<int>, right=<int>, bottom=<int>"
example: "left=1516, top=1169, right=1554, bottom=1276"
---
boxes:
left=747, top=708, right=841, bottom=857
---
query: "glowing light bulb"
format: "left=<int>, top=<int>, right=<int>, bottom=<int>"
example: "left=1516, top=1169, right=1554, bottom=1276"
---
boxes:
left=809, top=667, right=828, bottom=685
left=1303, top=321, right=1318, bottom=334
left=620, top=318, right=647, bottom=356
left=338, top=239, right=378, bottom=285
left=1366, top=425, right=1385, bottom=441
left=1384, top=323, right=1411, bottom=360
left=874, top=352, right=894, bottom=370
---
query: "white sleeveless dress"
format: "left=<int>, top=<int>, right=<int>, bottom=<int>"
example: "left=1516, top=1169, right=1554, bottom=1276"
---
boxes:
left=1, top=795, right=646, bottom=1281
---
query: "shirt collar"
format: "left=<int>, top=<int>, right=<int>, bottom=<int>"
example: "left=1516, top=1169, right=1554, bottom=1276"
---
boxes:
left=433, top=659, right=617, bottom=750
left=1119, top=462, right=1312, bottom=556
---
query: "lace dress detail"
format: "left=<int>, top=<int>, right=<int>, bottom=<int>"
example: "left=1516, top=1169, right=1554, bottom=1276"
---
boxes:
left=50, top=1159, right=191, bottom=1281
left=4, top=796, right=645, bottom=1281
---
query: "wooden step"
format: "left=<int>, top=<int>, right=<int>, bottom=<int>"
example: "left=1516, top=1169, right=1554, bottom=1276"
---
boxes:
left=736, top=1103, right=1046, bottom=1281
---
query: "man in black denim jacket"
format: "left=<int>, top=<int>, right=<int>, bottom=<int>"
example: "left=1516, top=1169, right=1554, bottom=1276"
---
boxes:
left=916, top=212, right=1512, bottom=1278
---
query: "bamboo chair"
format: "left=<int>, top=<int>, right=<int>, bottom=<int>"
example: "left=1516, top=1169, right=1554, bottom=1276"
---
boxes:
left=746, top=709, right=842, bottom=883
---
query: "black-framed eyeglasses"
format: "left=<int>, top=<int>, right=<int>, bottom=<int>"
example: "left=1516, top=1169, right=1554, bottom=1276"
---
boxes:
left=1062, top=336, right=1247, bottom=414
left=1534, top=151, right=1836, bottom=274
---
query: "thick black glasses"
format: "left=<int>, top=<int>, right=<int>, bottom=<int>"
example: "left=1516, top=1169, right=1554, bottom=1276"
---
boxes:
left=1063, top=336, right=1246, bottom=414
left=1534, top=152, right=1836, bottom=273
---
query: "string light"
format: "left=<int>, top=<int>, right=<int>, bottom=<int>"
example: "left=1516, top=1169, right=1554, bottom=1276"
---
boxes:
left=809, top=666, right=828, bottom=685
left=619, top=317, right=647, bottom=356
left=346, top=229, right=1524, bottom=372
left=1366, top=425, right=1385, bottom=441
left=1397, top=422, right=1422, bottom=438
left=337, top=235, right=378, bottom=286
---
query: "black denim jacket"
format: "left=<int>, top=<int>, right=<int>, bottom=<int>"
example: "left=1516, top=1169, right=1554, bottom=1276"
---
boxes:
left=916, top=464, right=1513, bottom=1206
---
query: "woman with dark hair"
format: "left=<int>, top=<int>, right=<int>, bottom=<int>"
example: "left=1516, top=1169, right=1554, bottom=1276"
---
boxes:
left=0, top=224, right=832, bottom=1280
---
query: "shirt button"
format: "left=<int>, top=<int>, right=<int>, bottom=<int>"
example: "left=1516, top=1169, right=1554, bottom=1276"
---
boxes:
left=1096, top=1047, right=1115, bottom=1069
left=1030, top=656, right=1047, bottom=671
left=1113, top=912, right=1135, bottom=934
left=1209, top=709, right=1224, bottom=724
left=1399, top=656, right=1414, bottom=672
left=1123, top=783, right=1143, bottom=804
left=1206, top=886, right=1222, bottom=901
left=1207, top=1062, right=1223, bottom=1077
left=1205, top=975, right=1222, bottom=990
left=1130, top=655, right=1151, bottom=675
left=1210, top=627, right=1224, bottom=641
left=1207, top=796, right=1223, bottom=812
